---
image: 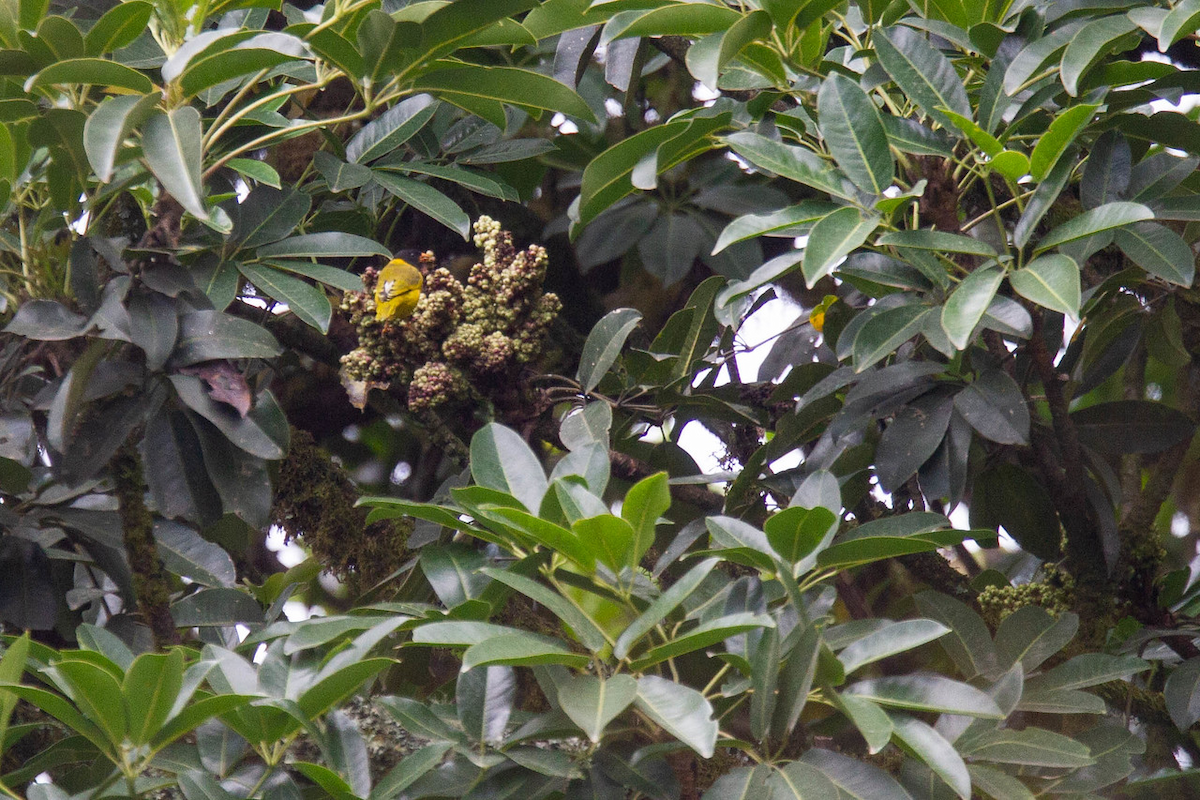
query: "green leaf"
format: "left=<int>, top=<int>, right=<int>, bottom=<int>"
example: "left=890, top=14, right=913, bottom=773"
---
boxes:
left=1070, top=400, right=1196, bottom=454
left=479, top=568, right=608, bottom=652
left=346, top=95, right=438, bottom=165
left=555, top=673, right=637, bottom=743
left=470, top=423, right=548, bottom=512
left=602, top=5, right=741, bottom=42
left=1159, top=0, right=1200, bottom=50
left=995, top=607, right=1078, bottom=673
left=829, top=693, right=893, bottom=755
left=988, top=150, right=1030, bottom=181
left=1014, top=147, right=1075, bottom=249
left=875, top=393, right=953, bottom=492
left=801, top=748, right=912, bottom=799
left=0, top=633, right=29, bottom=751
left=629, top=612, right=774, bottom=670
left=873, top=26, right=971, bottom=130
left=803, top=207, right=879, bottom=287
left=914, top=591, right=998, bottom=679
left=722, top=131, right=856, bottom=200
left=937, top=109, right=1002, bottom=157
left=966, top=765, right=1035, bottom=800
left=255, top=232, right=391, bottom=259
left=1036, top=201, right=1153, bottom=253
left=142, top=107, right=208, bottom=220
left=852, top=305, right=933, bottom=372
left=226, top=158, right=280, bottom=189
left=701, top=766, right=774, bottom=800
left=155, top=519, right=236, bottom=588
left=462, top=633, right=590, bottom=670
left=846, top=674, right=1002, bottom=718
left=891, top=714, right=970, bottom=799
left=1003, top=20, right=1084, bottom=95
left=232, top=186, right=310, bottom=248
left=941, top=264, right=1003, bottom=350
left=970, top=463, right=1061, bottom=561
left=369, top=742, right=453, bottom=800
left=127, top=291, right=178, bottom=371
left=173, top=311, right=281, bottom=366
left=371, top=171, right=471, bottom=239
left=764, top=506, right=837, bottom=565
left=768, top=762, right=840, bottom=800
left=621, top=471, right=669, bottom=567
left=52, top=659, right=127, bottom=743
left=480, top=506, right=595, bottom=569
left=1009, top=254, right=1081, bottom=321
left=29, top=58, right=152, bottom=93
left=877, top=229, right=997, bottom=257
left=1165, top=656, right=1200, bottom=731
left=1060, top=16, right=1137, bottom=97
left=1113, top=221, right=1196, bottom=286
left=960, top=727, right=1094, bottom=768
left=573, top=514, right=635, bottom=572
left=412, top=65, right=595, bottom=123
left=713, top=202, right=840, bottom=253
left=171, top=376, right=284, bottom=460
left=817, top=72, right=894, bottom=195
left=614, top=558, right=719, bottom=660
left=170, top=588, right=263, bottom=627
left=416, top=0, right=539, bottom=67
left=382, top=161, right=517, bottom=201
left=124, top=650, right=184, bottom=746
left=1029, top=653, right=1149, bottom=691
left=577, top=308, right=642, bottom=392
left=839, top=620, right=949, bottom=674
left=1082, top=129, right=1131, bottom=209
left=685, top=10, right=771, bottom=90
left=457, top=665, right=515, bottom=745
left=84, top=1, right=152, bottom=55
left=770, top=623, right=821, bottom=740
left=634, top=675, right=717, bottom=758
left=237, top=263, right=332, bottom=333
left=179, top=34, right=311, bottom=98
left=954, top=368, right=1030, bottom=446
left=262, top=260, right=361, bottom=292
left=1030, top=104, right=1098, bottom=180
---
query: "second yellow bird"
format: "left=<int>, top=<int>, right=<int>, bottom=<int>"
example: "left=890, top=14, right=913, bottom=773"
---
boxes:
left=374, top=257, right=423, bottom=322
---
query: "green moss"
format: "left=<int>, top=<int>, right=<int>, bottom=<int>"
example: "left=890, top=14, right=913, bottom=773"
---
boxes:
left=271, top=429, right=411, bottom=592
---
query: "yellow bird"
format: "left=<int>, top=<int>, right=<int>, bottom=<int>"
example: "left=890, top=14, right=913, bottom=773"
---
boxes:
left=374, top=257, right=423, bottom=322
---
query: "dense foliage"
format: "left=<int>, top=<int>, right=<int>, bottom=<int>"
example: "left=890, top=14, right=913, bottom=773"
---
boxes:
left=6, top=0, right=1200, bottom=797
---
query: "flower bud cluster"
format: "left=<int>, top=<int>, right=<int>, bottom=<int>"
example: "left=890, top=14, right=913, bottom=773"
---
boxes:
left=339, top=217, right=560, bottom=412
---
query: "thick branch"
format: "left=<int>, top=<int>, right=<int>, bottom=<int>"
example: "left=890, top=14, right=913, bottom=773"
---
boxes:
left=113, top=444, right=180, bottom=649
left=1027, top=316, right=1105, bottom=581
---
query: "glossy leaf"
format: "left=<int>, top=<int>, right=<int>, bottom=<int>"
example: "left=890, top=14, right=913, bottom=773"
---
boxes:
left=817, top=72, right=894, bottom=195
left=941, top=265, right=1004, bottom=350
left=1036, top=201, right=1153, bottom=253
left=803, top=207, right=879, bottom=287
left=237, top=263, right=332, bottom=333
left=839, top=620, right=949, bottom=674
left=874, top=26, right=971, bottom=129
left=1060, top=16, right=1136, bottom=96
left=555, top=674, right=637, bottom=743
left=1009, top=254, right=1081, bottom=321
left=1113, top=221, right=1196, bottom=286
left=470, top=423, right=548, bottom=513
left=614, top=558, right=719, bottom=660
left=1031, top=104, right=1098, bottom=180
left=142, top=108, right=208, bottom=220
left=634, top=676, right=717, bottom=758
left=577, top=308, right=642, bottom=392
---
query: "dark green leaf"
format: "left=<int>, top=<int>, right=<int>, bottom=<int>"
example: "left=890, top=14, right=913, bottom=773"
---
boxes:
left=256, top=232, right=391, bottom=259
left=173, top=311, right=280, bottom=365
left=817, top=72, right=894, bottom=195
left=1113, top=221, right=1196, bottom=286
left=803, top=207, right=879, bottom=287
left=953, top=368, right=1030, bottom=446
left=1071, top=400, right=1196, bottom=453
left=1009, top=254, right=1081, bottom=321
left=874, top=26, right=971, bottom=129
left=371, top=171, right=470, bottom=239
left=941, top=265, right=1003, bottom=350
left=457, top=665, right=515, bottom=745
left=876, top=393, right=953, bottom=492
left=237, top=263, right=332, bottom=333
